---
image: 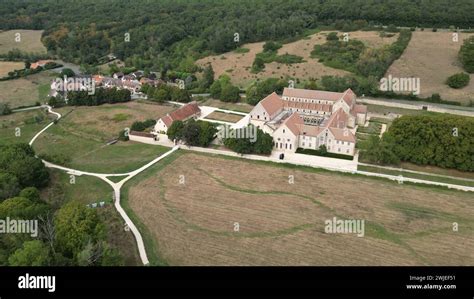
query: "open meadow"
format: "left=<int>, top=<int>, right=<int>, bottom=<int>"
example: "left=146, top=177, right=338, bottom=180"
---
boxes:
left=386, top=31, right=474, bottom=104
left=0, top=29, right=47, bottom=54
left=126, top=152, right=474, bottom=266
left=0, top=61, right=25, bottom=77
left=196, top=31, right=398, bottom=88
left=0, top=71, right=54, bottom=108
left=31, top=102, right=175, bottom=173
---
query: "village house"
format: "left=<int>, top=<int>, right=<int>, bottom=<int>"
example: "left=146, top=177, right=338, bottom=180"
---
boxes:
left=153, top=101, right=201, bottom=134
left=249, top=88, right=367, bottom=156
left=30, top=60, right=54, bottom=69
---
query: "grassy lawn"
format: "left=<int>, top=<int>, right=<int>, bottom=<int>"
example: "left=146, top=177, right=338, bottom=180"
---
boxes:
left=357, top=121, right=383, bottom=135
left=0, top=61, right=25, bottom=77
left=0, top=30, right=47, bottom=54
left=33, top=123, right=171, bottom=173
left=358, top=165, right=474, bottom=188
left=200, top=98, right=253, bottom=113
left=204, top=111, right=243, bottom=123
left=366, top=104, right=442, bottom=116
left=31, top=102, right=175, bottom=173
left=0, top=109, right=51, bottom=145
left=41, top=169, right=140, bottom=266
left=400, top=162, right=474, bottom=180
left=0, top=71, right=55, bottom=108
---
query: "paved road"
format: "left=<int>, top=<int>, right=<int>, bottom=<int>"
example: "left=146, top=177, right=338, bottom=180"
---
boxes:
left=358, top=97, right=474, bottom=117
left=28, top=105, right=181, bottom=265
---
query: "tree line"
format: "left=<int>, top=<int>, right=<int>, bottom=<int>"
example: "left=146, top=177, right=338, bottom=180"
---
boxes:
left=1, top=0, right=473, bottom=73
left=363, top=114, right=474, bottom=172
left=48, top=88, right=131, bottom=107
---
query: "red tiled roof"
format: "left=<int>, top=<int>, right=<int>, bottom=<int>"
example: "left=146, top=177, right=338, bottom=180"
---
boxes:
left=329, top=127, right=356, bottom=143
left=341, top=88, right=356, bottom=106
left=160, top=101, right=201, bottom=127
left=298, top=124, right=324, bottom=137
left=282, top=112, right=304, bottom=135
left=260, top=92, right=283, bottom=116
left=326, top=108, right=349, bottom=128
left=282, top=88, right=343, bottom=102
left=161, top=115, right=173, bottom=127
left=353, top=104, right=367, bottom=114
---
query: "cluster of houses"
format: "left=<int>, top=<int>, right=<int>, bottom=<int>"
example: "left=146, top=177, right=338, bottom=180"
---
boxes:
left=249, top=88, right=367, bottom=156
left=49, top=69, right=170, bottom=98
left=94, top=71, right=168, bottom=95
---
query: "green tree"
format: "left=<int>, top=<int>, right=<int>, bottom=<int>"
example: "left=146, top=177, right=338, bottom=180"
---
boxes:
left=60, top=68, right=75, bottom=77
left=0, top=172, right=20, bottom=201
left=153, top=88, right=170, bottom=103
left=446, top=73, right=470, bottom=88
left=198, top=121, right=217, bottom=147
left=167, top=120, right=184, bottom=141
left=220, top=84, right=240, bottom=102
left=460, top=36, right=474, bottom=73
left=201, top=64, right=215, bottom=89
left=8, top=240, right=50, bottom=266
left=54, top=201, right=105, bottom=260
left=210, top=81, right=222, bottom=99
left=326, top=32, right=339, bottom=41
left=181, top=119, right=201, bottom=146
left=19, top=187, right=41, bottom=202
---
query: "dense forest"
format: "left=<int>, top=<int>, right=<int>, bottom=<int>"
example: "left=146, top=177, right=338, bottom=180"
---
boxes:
left=1, top=0, right=474, bottom=72
left=364, top=115, right=474, bottom=172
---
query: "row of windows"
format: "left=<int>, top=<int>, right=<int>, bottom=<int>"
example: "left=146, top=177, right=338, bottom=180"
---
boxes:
left=275, top=142, right=292, bottom=150
left=285, top=97, right=331, bottom=105
left=288, top=108, right=330, bottom=115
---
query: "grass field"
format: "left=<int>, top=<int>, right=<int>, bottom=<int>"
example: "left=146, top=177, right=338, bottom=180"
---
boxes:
left=0, top=30, right=47, bottom=54
left=0, top=61, right=25, bottom=77
left=196, top=31, right=398, bottom=88
left=32, top=102, right=174, bottom=173
left=0, top=71, right=54, bottom=108
left=199, top=98, right=253, bottom=113
left=0, top=108, right=52, bottom=145
left=205, top=111, right=243, bottom=123
left=42, top=169, right=140, bottom=265
left=54, top=102, right=175, bottom=140
left=386, top=31, right=474, bottom=104
left=358, top=165, right=474, bottom=188
left=126, top=151, right=474, bottom=266
left=366, top=104, right=439, bottom=116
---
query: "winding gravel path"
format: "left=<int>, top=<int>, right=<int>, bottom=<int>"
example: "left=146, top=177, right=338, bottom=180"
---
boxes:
left=27, top=105, right=180, bottom=265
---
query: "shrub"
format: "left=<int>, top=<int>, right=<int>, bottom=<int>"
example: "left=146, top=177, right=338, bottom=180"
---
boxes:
left=446, top=73, right=470, bottom=88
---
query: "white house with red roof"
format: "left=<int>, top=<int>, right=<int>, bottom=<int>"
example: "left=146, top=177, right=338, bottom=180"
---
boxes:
left=249, top=88, right=367, bottom=156
left=153, top=101, right=201, bottom=134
